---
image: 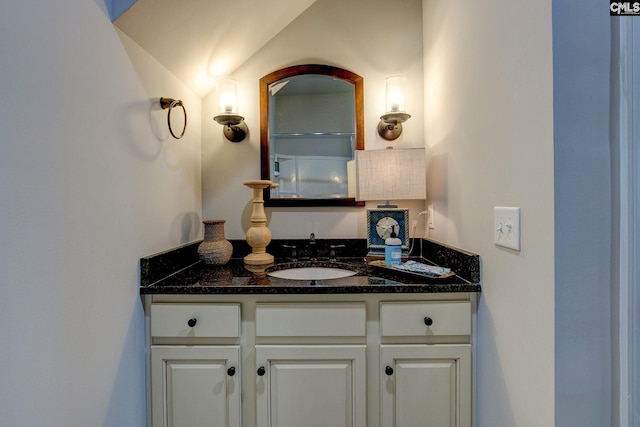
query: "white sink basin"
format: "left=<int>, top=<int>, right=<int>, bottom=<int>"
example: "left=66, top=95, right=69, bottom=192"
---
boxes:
left=267, top=267, right=357, bottom=280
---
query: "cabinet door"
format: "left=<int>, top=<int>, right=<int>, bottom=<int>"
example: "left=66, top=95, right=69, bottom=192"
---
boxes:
left=256, top=345, right=366, bottom=427
left=381, top=345, right=471, bottom=427
left=151, top=346, right=241, bottom=427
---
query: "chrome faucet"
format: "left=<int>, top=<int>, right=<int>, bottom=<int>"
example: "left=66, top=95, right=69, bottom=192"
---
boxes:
left=308, top=233, right=318, bottom=261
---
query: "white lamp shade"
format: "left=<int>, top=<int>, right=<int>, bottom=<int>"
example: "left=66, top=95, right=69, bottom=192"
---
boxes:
left=355, top=148, right=426, bottom=202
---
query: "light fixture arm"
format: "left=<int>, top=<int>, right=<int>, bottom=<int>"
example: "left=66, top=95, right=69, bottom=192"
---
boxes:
left=213, top=113, right=248, bottom=142
left=378, top=112, right=411, bottom=141
left=223, top=121, right=248, bottom=143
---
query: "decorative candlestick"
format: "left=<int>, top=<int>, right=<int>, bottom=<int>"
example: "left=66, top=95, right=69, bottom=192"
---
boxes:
left=243, top=180, right=278, bottom=265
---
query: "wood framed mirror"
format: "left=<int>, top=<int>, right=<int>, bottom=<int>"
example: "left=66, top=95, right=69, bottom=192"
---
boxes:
left=260, top=64, right=364, bottom=207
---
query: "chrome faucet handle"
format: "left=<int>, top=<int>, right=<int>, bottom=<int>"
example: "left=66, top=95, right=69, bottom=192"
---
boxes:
left=329, top=244, right=345, bottom=261
left=281, top=244, right=297, bottom=261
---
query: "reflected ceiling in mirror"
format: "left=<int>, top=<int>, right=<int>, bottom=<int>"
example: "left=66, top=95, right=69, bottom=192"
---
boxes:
left=260, top=65, right=364, bottom=207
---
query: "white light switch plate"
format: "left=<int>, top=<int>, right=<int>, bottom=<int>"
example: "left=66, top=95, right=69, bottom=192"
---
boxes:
left=494, top=207, right=521, bottom=251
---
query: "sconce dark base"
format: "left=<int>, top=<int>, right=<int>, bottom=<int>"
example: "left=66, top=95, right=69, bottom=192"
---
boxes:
left=223, top=121, right=248, bottom=142
left=377, top=120, right=403, bottom=140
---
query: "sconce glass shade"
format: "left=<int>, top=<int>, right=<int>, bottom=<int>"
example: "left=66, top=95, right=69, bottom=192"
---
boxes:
left=354, top=148, right=426, bottom=206
left=378, top=76, right=411, bottom=140
left=385, top=76, right=406, bottom=113
left=213, top=78, right=248, bottom=142
left=217, top=78, right=239, bottom=114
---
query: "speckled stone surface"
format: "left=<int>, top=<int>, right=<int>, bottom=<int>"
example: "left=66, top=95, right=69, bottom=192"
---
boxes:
left=139, top=238, right=481, bottom=295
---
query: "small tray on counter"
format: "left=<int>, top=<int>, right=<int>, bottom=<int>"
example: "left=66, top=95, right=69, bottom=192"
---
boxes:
left=367, top=260, right=457, bottom=281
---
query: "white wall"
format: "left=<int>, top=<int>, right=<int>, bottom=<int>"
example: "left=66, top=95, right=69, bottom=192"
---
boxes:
left=201, top=0, right=428, bottom=240
left=422, top=1, right=555, bottom=426
left=2, top=2, right=613, bottom=426
left=553, top=0, right=614, bottom=425
left=0, top=1, right=201, bottom=425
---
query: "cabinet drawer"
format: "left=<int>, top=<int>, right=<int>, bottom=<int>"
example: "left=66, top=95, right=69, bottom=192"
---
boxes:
left=380, top=301, right=471, bottom=337
left=150, top=303, right=240, bottom=338
left=256, top=303, right=366, bottom=337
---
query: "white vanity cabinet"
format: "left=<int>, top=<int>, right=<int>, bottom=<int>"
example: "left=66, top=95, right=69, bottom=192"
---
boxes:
left=255, top=344, right=366, bottom=427
left=150, top=346, right=241, bottom=427
left=148, top=304, right=242, bottom=427
left=145, top=294, right=474, bottom=427
left=379, top=302, right=472, bottom=427
left=254, top=303, right=367, bottom=427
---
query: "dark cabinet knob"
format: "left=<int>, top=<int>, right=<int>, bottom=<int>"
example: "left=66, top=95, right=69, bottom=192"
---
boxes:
left=424, top=317, right=433, bottom=326
left=257, top=366, right=266, bottom=376
left=227, top=366, right=236, bottom=377
left=385, top=365, right=394, bottom=376
left=187, top=318, right=197, bottom=327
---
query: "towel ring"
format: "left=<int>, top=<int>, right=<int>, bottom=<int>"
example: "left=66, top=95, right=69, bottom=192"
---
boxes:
left=160, top=97, right=187, bottom=139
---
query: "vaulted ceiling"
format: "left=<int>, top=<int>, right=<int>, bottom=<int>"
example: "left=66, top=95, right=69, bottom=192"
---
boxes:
left=113, top=0, right=317, bottom=97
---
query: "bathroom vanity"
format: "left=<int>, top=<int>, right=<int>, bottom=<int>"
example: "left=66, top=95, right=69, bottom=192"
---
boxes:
left=140, top=239, right=481, bottom=427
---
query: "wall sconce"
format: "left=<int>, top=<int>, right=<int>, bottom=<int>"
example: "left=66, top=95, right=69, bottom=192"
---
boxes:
left=377, top=76, right=411, bottom=141
left=213, top=78, right=248, bottom=142
left=354, top=147, right=426, bottom=257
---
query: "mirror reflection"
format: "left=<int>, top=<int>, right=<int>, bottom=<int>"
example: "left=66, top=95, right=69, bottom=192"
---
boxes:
left=260, top=65, right=364, bottom=207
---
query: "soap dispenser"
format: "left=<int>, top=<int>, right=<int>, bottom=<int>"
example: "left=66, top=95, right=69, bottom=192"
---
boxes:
left=384, top=226, right=402, bottom=266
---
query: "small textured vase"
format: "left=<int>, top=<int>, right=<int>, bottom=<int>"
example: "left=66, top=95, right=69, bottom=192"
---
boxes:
left=198, top=219, right=233, bottom=265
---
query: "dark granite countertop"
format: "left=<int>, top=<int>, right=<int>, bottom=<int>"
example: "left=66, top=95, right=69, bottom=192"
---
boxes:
left=140, top=238, right=481, bottom=295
